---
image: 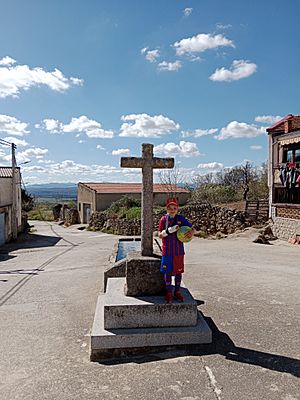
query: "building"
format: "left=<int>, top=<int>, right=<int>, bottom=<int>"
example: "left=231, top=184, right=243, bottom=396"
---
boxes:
left=267, top=114, right=300, bottom=239
left=77, top=183, right=190, bottom=223
left=0, top=167, right=22, bottom=245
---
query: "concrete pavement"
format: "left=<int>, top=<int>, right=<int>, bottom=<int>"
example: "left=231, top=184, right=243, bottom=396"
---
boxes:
left=0, top=221, right=299, bottom=400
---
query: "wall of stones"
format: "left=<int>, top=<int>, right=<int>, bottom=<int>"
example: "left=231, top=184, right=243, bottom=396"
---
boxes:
left=270, top=205, right=300, bottom=239
left=271, top=217, right=300, bottom=240
left=89, top=203, right=265, bottom=236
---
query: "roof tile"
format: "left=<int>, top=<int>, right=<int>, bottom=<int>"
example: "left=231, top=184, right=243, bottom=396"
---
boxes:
left=79, top=182, right=189, bottom=194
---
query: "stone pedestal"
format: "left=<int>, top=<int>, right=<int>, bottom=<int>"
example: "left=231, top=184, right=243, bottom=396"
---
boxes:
left=124, top=252, right=165, bottom=296
left=90, top=276, right=212, bottom=361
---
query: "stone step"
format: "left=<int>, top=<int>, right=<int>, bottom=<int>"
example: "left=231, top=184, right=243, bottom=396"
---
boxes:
left=103, top=277, right=198, bottom=329
left=91, top=293, right=212, bottom=360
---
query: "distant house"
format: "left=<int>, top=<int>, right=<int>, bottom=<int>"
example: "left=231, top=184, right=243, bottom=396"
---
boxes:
left=267, top=114, right=300, bottom=239
left=0, top=167, right=22, bottom=245
left=77, top=183, right=190, bottom=223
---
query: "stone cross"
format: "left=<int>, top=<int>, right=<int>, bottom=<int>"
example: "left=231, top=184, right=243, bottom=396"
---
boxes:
left=121, top=143, right=174, bottom=256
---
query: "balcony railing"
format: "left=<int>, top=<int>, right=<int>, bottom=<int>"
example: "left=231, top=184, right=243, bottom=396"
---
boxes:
left=274, top=187, right=300, bottom=204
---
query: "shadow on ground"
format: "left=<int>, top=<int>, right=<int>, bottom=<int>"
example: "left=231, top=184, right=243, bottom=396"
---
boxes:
left=0, top=232, right=62, bottom=257
left=97, top=315, right=300, bottom=378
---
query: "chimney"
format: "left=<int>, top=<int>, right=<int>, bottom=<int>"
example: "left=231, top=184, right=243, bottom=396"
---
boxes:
left=284, top=119, right=291, bottom=133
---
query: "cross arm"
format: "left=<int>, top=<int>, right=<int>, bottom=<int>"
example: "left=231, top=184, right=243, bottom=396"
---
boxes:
left=120, top=157, right=144, bottom=168
left=152, top=157, right=174, bottom=169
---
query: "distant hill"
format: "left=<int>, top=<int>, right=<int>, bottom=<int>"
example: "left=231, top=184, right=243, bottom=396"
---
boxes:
left=26, top=183, right=77, bottom=201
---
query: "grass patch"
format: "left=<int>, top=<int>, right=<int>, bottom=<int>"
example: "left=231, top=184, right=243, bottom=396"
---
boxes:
left=27, top=202, right=54, bottom=221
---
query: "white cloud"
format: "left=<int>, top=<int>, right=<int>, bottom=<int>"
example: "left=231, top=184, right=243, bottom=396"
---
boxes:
left=174, top=33, right=235, bottom=56
left=37, top=159, right=54, bottom=164
left=154, top=141, right=201, bottom=158
left=22, top=165, right=47, bottom=173
left=120, top=113, right=179, bottom=138
left=0, top=148, right=8, bottom=162
left=216, top=23, right=232, bottom=30
left=112, top=148, right=130, bottom=156
left=35, top=118, right=61, bottom=133
left=1, top=146, right=48, bottom=164
left=216, top=121, right=265, bottom=140
left=197, top=162, right=224, bottom=170
left=0, top=56, right=16, bottom=66
left=157, top=61, right=182, bottom=71
left=21, top=159, right=123, bottom=184
left=17, top=147, right=48, bottom=162
left=141, top=47, right=160, bottom=63
left=3, top=137, right=28, bottom=147
left=250, top=145, right=263, bottom=150
left=0, top=57, right=83, bottom=98
left=209, top=59, right=257, bottom=82
left=96, top=144, right=105, bottom=150
left=38, top=115, right=114, bottom=138
left=0, top=114, right=30, bottom=136
left=181, top=128, right=218, bottom=138
left=255, top=115, right=283, bottom=125
left=183, top=8, right=193, bottom=17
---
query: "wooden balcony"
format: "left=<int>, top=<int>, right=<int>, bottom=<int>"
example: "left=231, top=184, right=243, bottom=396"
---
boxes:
left=274, top=187, right=300, bottom=204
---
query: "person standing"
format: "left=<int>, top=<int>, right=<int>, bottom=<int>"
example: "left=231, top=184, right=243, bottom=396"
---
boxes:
left=158, top=197, right=195, bottom=304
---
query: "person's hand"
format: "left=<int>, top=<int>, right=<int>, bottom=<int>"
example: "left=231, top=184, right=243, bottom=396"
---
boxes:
left=168, top=225, right=179, bottom=234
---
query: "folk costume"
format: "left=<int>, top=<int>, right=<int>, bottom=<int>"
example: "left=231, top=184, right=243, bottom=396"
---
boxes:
left=158, top=198, right=193, bottom=303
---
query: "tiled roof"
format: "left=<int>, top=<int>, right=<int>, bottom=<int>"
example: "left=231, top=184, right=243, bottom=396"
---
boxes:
left=0, top=167, right=13, bottom=178
left=79, top=183, right=190, bottom=194
left=267, top=114, right=300, bottom=133
left=0, top=166, right=20, bottom=178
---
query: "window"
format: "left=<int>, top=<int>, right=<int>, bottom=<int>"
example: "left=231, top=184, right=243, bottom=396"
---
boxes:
left=283, top=145, right=300, bottom=164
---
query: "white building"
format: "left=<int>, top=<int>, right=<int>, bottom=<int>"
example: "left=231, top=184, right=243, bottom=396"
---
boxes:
left=0, top=167, right=22, bottom=245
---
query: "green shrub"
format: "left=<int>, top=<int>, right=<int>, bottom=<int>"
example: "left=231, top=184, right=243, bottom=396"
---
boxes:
left=107, top=196, right=141, bottom=216
left=191, top=184, right=240, bottom=204
left=125, top=207, right=141, bottom=220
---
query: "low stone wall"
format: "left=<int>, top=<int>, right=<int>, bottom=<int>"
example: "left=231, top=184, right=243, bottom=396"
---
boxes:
left=271, top=217, right=300, bottom=240
left=89, top=203, right=265, bottom=236
left=270, top=205, right=300, bottom=240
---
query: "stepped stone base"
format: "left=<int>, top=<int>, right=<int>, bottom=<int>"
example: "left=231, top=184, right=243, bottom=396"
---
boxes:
left=104, top=278, right=198, bottom=329
left=90, top=277, right=212, bottom=360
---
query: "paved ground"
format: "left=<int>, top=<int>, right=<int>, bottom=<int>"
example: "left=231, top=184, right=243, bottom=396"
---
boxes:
left=0, top=221, right=299, bottom=400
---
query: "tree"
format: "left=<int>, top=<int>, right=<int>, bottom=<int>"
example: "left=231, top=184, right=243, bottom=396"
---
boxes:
left=191, top=161, right=268, bottom=204
left=21, top=189, right=35, bottom=212
left=157, top=167, right=188, bottom=197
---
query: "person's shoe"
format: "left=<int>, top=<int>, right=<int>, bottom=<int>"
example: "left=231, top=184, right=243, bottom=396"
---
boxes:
left=174, top=289, right=184, bottom=302
left=165, top=291, right=173, bottom=304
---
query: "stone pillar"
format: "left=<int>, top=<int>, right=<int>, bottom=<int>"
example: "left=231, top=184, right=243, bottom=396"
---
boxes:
left=142, top=144, right=153, bottom=256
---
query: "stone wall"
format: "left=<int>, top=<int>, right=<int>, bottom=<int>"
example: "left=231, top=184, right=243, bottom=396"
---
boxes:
left=270, top=205, right=300, bottom=240
left=89, top=203, right=265, bottom=236
left=271, top=217, right=300, bottom=240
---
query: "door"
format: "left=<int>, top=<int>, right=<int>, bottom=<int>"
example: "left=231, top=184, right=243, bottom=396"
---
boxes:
left=0, top=213, right=5, bottom=246
left=83, top=204, right=91, bottom=223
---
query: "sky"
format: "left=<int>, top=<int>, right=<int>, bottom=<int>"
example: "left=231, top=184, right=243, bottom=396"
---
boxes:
left=0, top=0, right=299, bottom=185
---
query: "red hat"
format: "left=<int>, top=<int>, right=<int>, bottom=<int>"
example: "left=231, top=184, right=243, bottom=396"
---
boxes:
left=166, top=197, right=179, bottom=207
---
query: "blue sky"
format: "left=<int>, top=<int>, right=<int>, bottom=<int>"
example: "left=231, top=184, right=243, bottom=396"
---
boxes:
left=0, top=0, right=299, bottom=184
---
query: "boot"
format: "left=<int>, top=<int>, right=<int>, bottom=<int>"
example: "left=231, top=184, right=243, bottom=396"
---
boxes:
left=165, top=290, right=173, bottom=304
left=174, top=288, right=184, bottom=303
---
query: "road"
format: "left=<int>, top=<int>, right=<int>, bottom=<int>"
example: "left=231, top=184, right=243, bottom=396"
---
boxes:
left=0, top=221, right=299, bottom=400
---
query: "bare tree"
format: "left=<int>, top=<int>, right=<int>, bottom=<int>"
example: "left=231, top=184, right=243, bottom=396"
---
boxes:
left=157, top=167, right=187, bottom=198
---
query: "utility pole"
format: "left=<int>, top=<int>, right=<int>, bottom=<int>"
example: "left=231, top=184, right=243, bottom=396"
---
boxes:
left=11, top=143, right=18, bottom=240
